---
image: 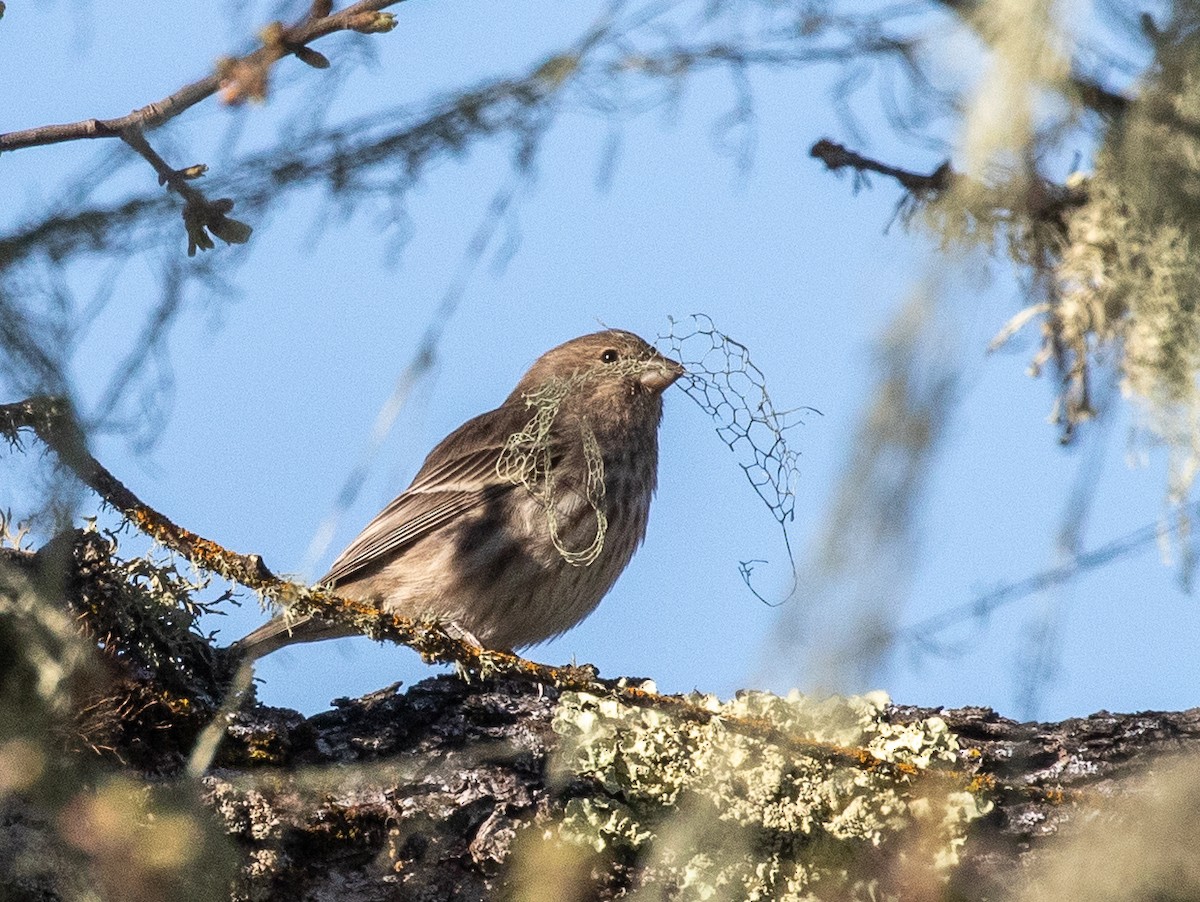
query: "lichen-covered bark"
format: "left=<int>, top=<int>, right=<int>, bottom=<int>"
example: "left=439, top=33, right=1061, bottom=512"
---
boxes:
left=892, top=703, right=1200, bottom=899
left=198, top=680, right=1200, bottom=901
left=5, top=532, right=1200, bottom=901
left=206, top=678, right=558, bottom=901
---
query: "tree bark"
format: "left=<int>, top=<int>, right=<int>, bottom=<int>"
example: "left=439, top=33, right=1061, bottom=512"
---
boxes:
left=4, top=534, right=1199, bottom=900
left=197, top=678, right=1200, bottom=900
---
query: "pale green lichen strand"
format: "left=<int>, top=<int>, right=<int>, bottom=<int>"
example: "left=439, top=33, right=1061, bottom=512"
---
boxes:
left=496, top=356, right=657, bottom=567
left=1040, top=14, right=1200, bottom=510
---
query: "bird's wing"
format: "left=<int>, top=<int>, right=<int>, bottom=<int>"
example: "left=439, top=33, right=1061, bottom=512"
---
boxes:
left=321, top=405, right=541, bottom=587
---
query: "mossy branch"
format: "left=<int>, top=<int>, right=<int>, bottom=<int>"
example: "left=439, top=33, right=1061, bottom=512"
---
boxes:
left=0, top=394, right=1025, bottom=794
left=1, top=396, right=275, bottom=587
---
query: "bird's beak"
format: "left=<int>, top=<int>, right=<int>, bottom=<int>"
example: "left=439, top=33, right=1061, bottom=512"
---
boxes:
left=639, top=355, right=686, bottom=393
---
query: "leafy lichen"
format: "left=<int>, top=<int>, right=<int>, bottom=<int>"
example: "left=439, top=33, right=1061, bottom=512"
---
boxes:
left=551, top=686, right=991, bottom=901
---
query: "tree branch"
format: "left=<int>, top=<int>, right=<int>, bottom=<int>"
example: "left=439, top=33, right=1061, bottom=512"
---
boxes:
left=809, top=138, right=1089, bottom=229
left=0, top=0, right=401, bottom=153
left=1070, top=72, right=1130, bottom=119
left=0, top=396, right=275, bottom=586
left=809, top=138, right=955, bottom=195
left=120, top=129, right=253, bottom=255
left=0, top=1, right=400, bottom=254
left=928, top=0, right=1131, bottom=119
left=1, top=394, right=949, bottom=783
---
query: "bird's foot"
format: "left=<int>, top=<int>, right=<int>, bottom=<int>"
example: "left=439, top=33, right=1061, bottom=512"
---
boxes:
left=444, top=620, right=484, bottom=649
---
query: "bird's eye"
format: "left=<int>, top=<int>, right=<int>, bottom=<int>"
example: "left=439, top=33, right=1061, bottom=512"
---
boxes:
left=600, top=349, right=620, bottom=363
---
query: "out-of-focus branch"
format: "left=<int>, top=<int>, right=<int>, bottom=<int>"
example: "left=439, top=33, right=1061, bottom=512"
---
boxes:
left=0, top=12, right=935, bottom=268
left=0, top=68, right=560, bottom=270
left=897, top=511, right=1181, bottom=650
left=809, top=138, right=1088, bottom=227
left=1070, top=72, right=1130, bottom=119
left=0, top=395, right=935, bottom=781
left=120, top=129, right=253, bottom=256
left=809, top=138, right=955, bottom=195
left=929, top=0, right=1131, bottom=119
left=0, top=0, right=400, bottom=153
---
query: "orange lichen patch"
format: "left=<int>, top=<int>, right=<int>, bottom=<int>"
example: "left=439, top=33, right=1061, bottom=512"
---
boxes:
left=968, top=773, right=998, bottom=794
left=1042, top=786, right=1066, bottom=805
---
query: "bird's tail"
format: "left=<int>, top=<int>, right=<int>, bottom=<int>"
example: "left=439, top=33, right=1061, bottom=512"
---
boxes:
left=228, top=614, right=353, bottom=661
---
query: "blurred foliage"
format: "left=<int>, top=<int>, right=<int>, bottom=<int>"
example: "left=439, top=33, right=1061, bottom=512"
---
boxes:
left=1016, top=754, right=1200, bottom=902
left=913, top=2, right=1200, bottom=524
left=0, top=529, right=235, bottom=901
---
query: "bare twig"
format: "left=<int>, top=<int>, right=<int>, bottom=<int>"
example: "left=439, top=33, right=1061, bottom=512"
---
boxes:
left=120, top=129, right=252, bottom=256
left=0, top=2, right=400, bottom=252
left=0, top=0, right=401, bottom=153
left=809, top=138, right=1088, bottom=228
left=809, top=138, right=955, bottom=195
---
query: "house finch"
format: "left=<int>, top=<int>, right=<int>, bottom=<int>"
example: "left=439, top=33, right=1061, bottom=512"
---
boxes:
left=233, top=329, right=683, bottom=659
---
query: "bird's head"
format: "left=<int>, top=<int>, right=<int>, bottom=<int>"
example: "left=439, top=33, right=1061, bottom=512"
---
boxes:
left=507, top=329, right=684, bottom=415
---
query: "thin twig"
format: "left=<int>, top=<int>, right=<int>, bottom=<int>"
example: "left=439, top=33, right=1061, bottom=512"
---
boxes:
left=809, top=138, right=1089, bottom=227
left=0, top=0, right=403, bottom=153
left=897, top=517, right=1177, bottom=645
left=1, top=1, right=400, bottom=253
left=120, top=128, right=253, bottom=255
left=809, top=138, right=955, bottom=195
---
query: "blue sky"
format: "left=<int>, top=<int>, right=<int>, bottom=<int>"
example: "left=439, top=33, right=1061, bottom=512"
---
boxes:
left=2, top=1, right=1193, bottom=722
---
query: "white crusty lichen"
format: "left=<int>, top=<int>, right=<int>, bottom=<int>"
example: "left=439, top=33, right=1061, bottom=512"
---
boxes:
left=551, top=686, right=992, bottom=901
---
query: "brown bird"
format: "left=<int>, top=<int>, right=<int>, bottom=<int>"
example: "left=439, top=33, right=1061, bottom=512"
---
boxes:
left=233, top=329, right=683, bottom=659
